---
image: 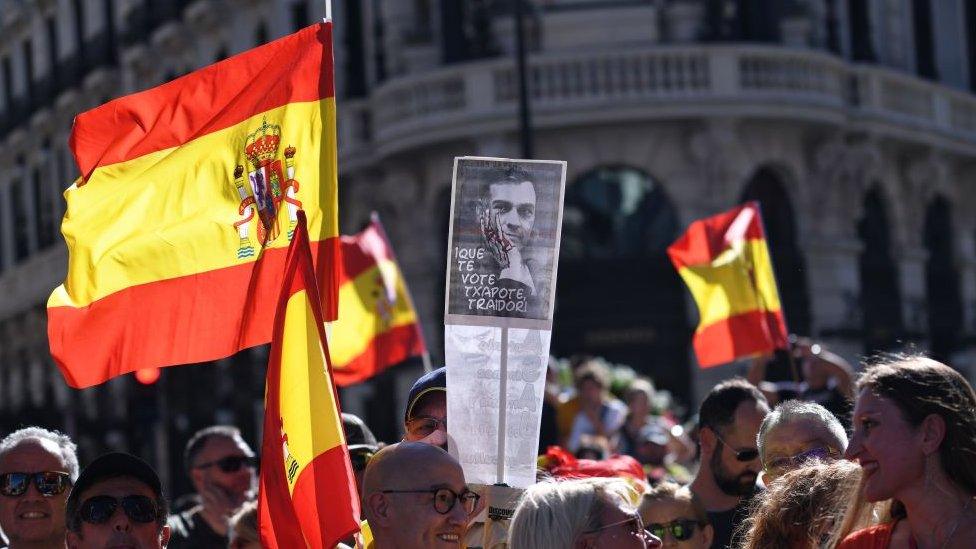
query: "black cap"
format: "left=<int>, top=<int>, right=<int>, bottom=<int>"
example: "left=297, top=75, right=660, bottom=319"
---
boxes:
left=342, top=413, right=379, bottom=453
left=404, top=367, right=446, bottom=422
left=66, top=452, right=164, bottom=524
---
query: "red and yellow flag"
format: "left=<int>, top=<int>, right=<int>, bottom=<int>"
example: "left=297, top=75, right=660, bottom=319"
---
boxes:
left=258, top=210, right=360, bottom=549
left=332, top=214, right=427, bottom=386
left=667, top=202, right=788, bottom=367
left=46, top=23, right=340, bottom=387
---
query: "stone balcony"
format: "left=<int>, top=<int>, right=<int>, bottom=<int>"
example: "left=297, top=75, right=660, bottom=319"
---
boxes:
left=338, top=44, right=976, bottom=168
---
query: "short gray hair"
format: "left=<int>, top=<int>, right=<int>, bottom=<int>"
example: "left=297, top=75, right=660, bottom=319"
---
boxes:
left=509, top=478, right=638, bottom=549
left=757, top=400, right=848, bottom=463
left=0, top=427, right=80, bottom=481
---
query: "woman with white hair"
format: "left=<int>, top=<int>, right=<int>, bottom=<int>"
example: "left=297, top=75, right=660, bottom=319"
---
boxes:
left=509, top=477, right=661, bottom=548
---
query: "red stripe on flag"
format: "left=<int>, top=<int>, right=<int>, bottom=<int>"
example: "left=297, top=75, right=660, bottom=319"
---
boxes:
left=333, top=323, right=426, bottom=387
left=70, top=23, right=335, bottom=179
left=667, top=201, right=765, bottom=268
left=289, top=446, right=361, bottom=545
left=693, top=309, right=788, bottom=368
left=47, top=238, right=339, bottom=388
left=339, top=221, right=396, bottom=282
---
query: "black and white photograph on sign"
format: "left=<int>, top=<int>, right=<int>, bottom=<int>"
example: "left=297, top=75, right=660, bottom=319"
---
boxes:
left=445, top=157, right=566, bottom=325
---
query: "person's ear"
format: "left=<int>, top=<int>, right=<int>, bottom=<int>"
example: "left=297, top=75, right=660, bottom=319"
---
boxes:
left=700, top=427, right=717, bottom=458
left=160, top=524, right=172, bottom=548
left=702, top=524, right=714, bottom=547
left=919, top=414, right=946, bottom=455
left=365, top=493, right=392, bottom=526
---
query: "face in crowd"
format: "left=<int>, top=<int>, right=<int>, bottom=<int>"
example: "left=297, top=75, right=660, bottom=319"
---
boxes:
left=0, top=438, right=72, bottom=547
left=706, top=400, right=767, bottom=496
left=66, top=475, right=169, bottom=549
left=640, top=497, right=712, bottom=549
left=487, top=179, right=536, bottom=253
left=404, top=391, right=448, bottom=451
left=364, top=442, right=479, bottom=549
left=761, top=416, right=843, bottom=484
left=189, top=434, right=257, bottom=511
left=578, top=496, right=661, bottom=549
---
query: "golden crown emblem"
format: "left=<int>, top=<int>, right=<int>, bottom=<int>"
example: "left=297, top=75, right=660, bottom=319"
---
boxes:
left=244, top=118, right=281, bottom=167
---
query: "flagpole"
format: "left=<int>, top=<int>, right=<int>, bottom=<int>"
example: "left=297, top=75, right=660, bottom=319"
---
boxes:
left=323, top=0, right=332, bottom=22
left=370, top=212, right=434, bottom=372
left=496, top=326, right=509, bottom=485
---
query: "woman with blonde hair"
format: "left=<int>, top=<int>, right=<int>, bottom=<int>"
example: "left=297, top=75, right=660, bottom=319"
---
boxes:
left=838, top=354, right=976, bottom=548
left=509, top=477, right=661, bottom=548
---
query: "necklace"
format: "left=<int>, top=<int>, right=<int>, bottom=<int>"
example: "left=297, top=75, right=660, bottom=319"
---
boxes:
left=938, top=497, right=973, bottom=549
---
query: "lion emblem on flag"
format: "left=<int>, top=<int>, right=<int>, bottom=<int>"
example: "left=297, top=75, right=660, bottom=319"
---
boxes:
left=231, top=118, right=303, bottom=259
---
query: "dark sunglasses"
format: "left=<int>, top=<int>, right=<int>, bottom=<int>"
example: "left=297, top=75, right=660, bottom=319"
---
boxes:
left=79, top=495, right=159, bottom=525
left=194, top=455, right=259, bottom=473
left=0, top=472, right=72, bottom=497
left=405, top=416, right=447, bottom=439
left=712, top=430, right=759, bottom=462
left=382, top=487, right=480, bottom=515
left=648, top=519, right=700, bottom=541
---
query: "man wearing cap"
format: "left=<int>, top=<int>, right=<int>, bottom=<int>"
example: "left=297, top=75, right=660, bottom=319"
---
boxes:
left=65, top=452, right=170, bottom=549
left=402, top=367, right=448, bottom=451
left=0, top=427, right=79, bottom=549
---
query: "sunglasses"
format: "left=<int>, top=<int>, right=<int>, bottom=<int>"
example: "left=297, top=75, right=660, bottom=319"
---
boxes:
left=648, top=519, right=700, bottom=542
left=712, top=430, right=759, bottom=462
left=764, top=446, right=839, bottom=474
left=382, top=487, right=480, bottom=515
left=584, top=514, right=647, bottom=538
left=194, top=455, right=259, bottom=473
left=405, top=416, right=447, bottom=439
left=0, top=472, right=72, bottom=497
left=78, top=495, right=159, bottom=525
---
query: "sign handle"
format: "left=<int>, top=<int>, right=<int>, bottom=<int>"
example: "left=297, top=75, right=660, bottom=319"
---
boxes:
left=496, top=327, right=509, bottom=484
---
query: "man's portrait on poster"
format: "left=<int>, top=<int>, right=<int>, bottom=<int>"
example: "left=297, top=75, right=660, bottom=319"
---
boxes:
left=446, top=158, right=565, bottom=323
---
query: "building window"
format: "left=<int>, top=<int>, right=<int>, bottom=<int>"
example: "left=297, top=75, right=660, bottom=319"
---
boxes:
left=848, top=0, right=875, bottom=61
left=290, top=1, right=309, bottom=32
left=33, top=166, right=54, bottom=249
left=22, top=40, right=34, bottom=103
left=255, top=22, right=269, bottom=46
left=46, top=16, right=59, bottom=80
left=858, top=187, right=903, bottom=353
left=73, top=0, right=87, bottom=53
left=912, top=0, right=937, bottom=79
left=1, top=56, right=12, bottom=110
left=966, top=0, right=976, bottom=92
left=924, top=196, right=961, bottom=361
left=11, top=175, right=30, bottom=262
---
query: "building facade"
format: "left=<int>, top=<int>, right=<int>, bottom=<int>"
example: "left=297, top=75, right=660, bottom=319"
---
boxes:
left=0, top=0, right=975, bottom=495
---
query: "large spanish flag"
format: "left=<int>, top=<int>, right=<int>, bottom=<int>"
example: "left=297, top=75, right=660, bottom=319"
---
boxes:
left=47, top=23, right=339, bottom=388
left=667, top=202, right=788, bottom=367
left=332, top=213, right=427, bottom=386
left=258, top=211, right=359, bottom=548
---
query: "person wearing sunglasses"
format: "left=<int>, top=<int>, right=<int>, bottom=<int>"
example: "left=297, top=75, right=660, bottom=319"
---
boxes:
left=403, top=367, right=449, bottom=451
left=756, top=400, right=847, bottom=485
left=362, top=441, right=479, bottom=548
left=639, top=482, right=712, bottom=548
left=65, top=452, right=170, bottom=549
left=688, top=378, right=769, bottom=549
left=168, top=426, right=257, bottom=549
left=509, top=477, right=662, bottom=548
left=0, top=427, right=79, bottom=549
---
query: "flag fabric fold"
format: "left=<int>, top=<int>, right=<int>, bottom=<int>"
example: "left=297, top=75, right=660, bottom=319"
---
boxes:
left=258, top=210, right=360, bottom=549
left=667, top=202, right=789, bottom=367
left=331, top=214, right=427, bottom=386
left=46, top=22, right=340, bottom=387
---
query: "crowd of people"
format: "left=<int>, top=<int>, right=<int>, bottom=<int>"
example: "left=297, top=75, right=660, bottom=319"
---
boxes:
left=0, top=343, right=974, bottom=548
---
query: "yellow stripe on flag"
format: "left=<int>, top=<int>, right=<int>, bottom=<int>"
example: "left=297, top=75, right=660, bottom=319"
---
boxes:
left=278, top=288, right=345, bottom=495
left=676, top=238, right=781, bottom=330
left=331, top=259, right=419, bottom=365
left=49, top=98, right=337, bottom=308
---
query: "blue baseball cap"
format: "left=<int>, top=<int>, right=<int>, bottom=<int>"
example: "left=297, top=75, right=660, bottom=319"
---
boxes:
left=404, top=367, right=446, bottom=422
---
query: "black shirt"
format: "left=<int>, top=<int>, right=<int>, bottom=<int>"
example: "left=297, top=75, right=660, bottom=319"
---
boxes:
left=706, top=489, right=759, bottom=549
left=167, top=505, right=227, bottom=549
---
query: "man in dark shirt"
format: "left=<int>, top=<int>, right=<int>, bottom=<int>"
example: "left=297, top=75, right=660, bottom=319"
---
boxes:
left=167, top=426, right=257, bottom=548
left=689, top=379, right=769, bottom=549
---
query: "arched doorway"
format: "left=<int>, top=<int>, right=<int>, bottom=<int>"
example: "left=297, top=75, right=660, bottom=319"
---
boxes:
left=924, top=196, right=962, bottom=362
left=740, top=167, right=812, bottom=336
left=858, top=187, right=904, bottom=353
left=553, top=166, right=691, bottom=402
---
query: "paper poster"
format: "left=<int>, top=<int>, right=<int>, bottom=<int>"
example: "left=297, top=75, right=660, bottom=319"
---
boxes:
left=445, top=324, right=551, bottom=488
left=444, top=157, right=567, bottom=330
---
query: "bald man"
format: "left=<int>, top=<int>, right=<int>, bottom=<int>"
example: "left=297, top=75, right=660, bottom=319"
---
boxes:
left=362, top=442, right=480, bottom=548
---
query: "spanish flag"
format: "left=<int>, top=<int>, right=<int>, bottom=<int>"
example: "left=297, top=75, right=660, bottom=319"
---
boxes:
left=667, top=202, right=788, bottom=367
left=258, top=210, right=360, bottom=548
left=332, top=213, right=427, bottom=386
left=46, top=23, right=339, bottom=388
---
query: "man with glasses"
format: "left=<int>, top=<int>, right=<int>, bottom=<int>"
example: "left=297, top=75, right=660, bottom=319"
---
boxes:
left=168, top=426, right=257, bottom=548
left=756, top=400, right=847, bottom=485
left=0, top=427, right=79, bottom=549
left=689, top=378, right=769, bottom=549
left=362, top=441, right=479, bottom=548
left=403, top=367, right=448, bottom=451
left=640, top=481, right=713, bottom=549
left=65, top=452, right=170, bottom=549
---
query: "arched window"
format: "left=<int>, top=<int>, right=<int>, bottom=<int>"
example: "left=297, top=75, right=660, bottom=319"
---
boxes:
left=858, top=187, right=903, bottom=353
left=555, top=166, right=690, bottom=400
left=740, top=167, right=812, bottom=336
left=924, top=196, right=962, bottom=361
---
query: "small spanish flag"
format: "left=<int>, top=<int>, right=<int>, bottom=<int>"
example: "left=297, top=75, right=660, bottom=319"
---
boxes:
left=332, top=213, right=427, bottom=386
left=667, top=202, right=788, bottom=367
left=258, top=210, right=360, bottom=548
left=47, top=23, right=340, bottom=387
